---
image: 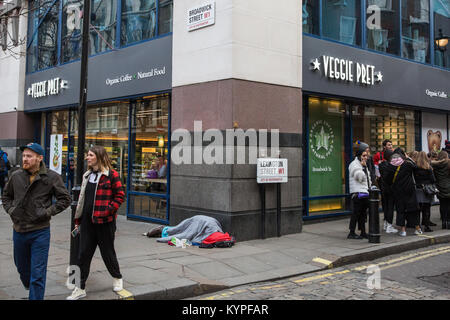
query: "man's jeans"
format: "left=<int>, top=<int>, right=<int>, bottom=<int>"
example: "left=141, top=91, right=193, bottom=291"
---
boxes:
left=13, top=227, right=50, bottom=300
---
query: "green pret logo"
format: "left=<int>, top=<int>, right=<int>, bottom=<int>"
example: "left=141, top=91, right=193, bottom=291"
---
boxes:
left=310, top=120, right=335, bottom=160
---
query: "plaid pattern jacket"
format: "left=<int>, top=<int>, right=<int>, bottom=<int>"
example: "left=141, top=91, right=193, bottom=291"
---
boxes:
left=74, top=169, right=125, bottom=224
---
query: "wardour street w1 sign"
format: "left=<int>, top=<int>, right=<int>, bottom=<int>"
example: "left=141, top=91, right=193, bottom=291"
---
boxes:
left=257, top=158, right=288, bottom=184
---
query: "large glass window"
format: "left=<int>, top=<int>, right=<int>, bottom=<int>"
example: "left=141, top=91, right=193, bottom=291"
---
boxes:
left=121, top=0, right=156, bottom=46
left=307, top=97, right=347, bottom=215
left=323, top=0, right=361, bottom=46
left=433, top=0, right=450, bottom=68
left=366, top=0, right=400, bottom=55
left=158, top=0, right=173, bottom=35
left=129, top=94, right=169, bottom=221
left=62, top=0, right=83, bottom=63
left=402, top=0, right=430, bottom=63
left=90, top=0, right=117, bottom=54
left=86, top=102, right=129, bottom=215
left=302, top=0, right=320, bottom=35
left=27, top=0, right=60, bottom=72
left=352, top=104, right=419, bottom=155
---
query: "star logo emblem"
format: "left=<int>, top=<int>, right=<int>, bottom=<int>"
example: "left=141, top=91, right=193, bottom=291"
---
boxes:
left=315, top=125, right=330, bottom=152
left=376, top=72, right=383, bottom=83
left=311, top=58, right=321, bottom=71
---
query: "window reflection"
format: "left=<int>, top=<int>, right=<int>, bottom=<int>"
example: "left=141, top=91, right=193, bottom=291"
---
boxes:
left=302, top=0, right=320, bottom=35
left=62, top=0, right=83, bottom=63
left=323, top=0, right=361, bottom=46
left=131, top=95, right=169, bottom=195
left=402, top=0, right=430, bottom=63
left=433, top=0, right=450, bottom=68
left=90, top=0, right=117, bottom=54
left=158, top=0, right=173, bottom=35
left=121, top=0, right=156, bottom=46
left=366, top=0, right=400, bottom=55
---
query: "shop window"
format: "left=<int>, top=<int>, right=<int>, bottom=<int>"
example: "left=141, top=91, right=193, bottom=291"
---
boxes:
left=352, top=104, right=418, bottom=155
left=158, top=0, right=173, bottom=35
left=62, top=0, right=83, bottom=63
left=27, top=0, right=60, bottom=72
left=86, top=102, right=129, bottom=216
left=307, top=97, right=347, bottom=215
left=401, top=0, right=430, bottom=63
left=129, top=94, right=169, bottom=221
left=90, top=0, right=117, bottom=54
left=366, top=0, right=400, bottom=55
left=433, top=0, right=450, bottom=69
left=302, top=0, right=320, bottom=35
left=121, top=0, right=156, bottom=46
left=323, top=0, right=361, bottom=46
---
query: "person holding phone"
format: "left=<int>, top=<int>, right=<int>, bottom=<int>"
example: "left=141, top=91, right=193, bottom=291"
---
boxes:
left=67, top=146, right=125, bottom=300
left=348, top=142, right=372, bottom=239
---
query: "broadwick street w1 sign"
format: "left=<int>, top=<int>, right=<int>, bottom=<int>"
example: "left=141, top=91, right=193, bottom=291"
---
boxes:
left=310, top=55, right=383, bottom=86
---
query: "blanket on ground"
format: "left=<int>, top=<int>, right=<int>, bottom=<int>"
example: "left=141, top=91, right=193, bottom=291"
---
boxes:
left=156, top=215, right=223, bottom=244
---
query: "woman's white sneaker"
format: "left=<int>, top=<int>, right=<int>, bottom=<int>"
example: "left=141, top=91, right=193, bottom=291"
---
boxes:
left=414, top=229, right=423, bottom=235
left=113, top=278, right=123, bottom=292
left=66, top=287, right=86, bottom=300
left=386, top=224, right=398, bottom=234
left=398, top=231, right=407, bottom=237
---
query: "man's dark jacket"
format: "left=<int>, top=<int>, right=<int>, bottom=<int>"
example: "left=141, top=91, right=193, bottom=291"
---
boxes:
left=2, top=162, right=71, bottom=233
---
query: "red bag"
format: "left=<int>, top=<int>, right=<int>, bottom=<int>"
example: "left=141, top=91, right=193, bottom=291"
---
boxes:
left=202, top=232, right=232, bottom=244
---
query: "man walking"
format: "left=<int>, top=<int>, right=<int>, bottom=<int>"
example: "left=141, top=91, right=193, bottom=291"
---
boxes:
left=2, top=143, right=71, bottom=300
left=0, top=147, right=12, bottom=204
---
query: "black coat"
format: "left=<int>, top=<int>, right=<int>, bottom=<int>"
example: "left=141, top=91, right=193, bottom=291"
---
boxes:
left=413, top=167, right=435, bottom=187
left=431, top=159, right=450, bottom=199
left=2, top=162, right=71, bottom=233
left=381, top=158, right=419, bottom=214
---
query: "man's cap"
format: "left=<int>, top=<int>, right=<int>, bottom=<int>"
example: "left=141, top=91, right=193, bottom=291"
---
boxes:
left=20, top=143, right=45, bottom=156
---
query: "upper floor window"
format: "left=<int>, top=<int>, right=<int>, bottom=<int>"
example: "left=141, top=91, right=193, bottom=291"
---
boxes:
left=27, top=0, right=173, bottom=72
left=323, top=0, right=362, bottom=46
left=433, top=0, right=450, bottom=68
left=401, top=0, right=431, bottom=63
left=366, top=0, right=400, bottom=55
left=121, top=0, right=156, bottom=46
left=302, top=0, right=320, bottom=35
left=27, top=0, right=60, bottom=73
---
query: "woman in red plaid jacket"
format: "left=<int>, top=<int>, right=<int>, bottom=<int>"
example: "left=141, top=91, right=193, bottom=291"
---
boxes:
left=67, top=146, right=125, bottom=300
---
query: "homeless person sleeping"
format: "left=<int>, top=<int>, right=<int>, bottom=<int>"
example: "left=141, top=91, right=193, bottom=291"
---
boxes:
left=142, top=215, right=235, bottom=248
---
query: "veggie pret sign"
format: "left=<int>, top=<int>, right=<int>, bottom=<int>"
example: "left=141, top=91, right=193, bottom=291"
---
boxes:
left=50, top=134, right=63, bottom=175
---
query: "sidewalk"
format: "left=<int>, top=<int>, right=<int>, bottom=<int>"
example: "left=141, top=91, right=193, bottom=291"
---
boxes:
left=0, top=206, right=449, bottom=300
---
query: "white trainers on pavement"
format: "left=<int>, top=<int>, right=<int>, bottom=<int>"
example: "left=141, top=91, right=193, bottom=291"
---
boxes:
left=383, top=220, right=388, bottom=231
left=386, top=224, right=398, bottom=234
left=414, top=229, right=423, bottom=235
left=398, top=231, right=407, bottom=237
left=66, top=287, right=86, bottom=300
left=113, top=278, right=123, bottom=292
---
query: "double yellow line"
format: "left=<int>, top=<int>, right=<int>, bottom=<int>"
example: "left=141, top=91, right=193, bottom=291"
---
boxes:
left=201, top=245, right=450, bottom=300
left=294, top=245, right=450, bottom=284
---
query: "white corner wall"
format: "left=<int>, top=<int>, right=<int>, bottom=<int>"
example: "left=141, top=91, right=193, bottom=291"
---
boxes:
left=172, top=0, right=302, bottom=88
left=0, top=8, right=27, bottom=113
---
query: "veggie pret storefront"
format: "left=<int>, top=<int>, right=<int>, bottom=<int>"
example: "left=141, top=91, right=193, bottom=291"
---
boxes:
left=303, top=35, right=450, bottom=219
left=24, top=36, right=172, bottom=223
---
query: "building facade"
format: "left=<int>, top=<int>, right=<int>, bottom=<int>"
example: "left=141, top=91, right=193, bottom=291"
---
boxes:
left=1, top=0, right=449, bottom=240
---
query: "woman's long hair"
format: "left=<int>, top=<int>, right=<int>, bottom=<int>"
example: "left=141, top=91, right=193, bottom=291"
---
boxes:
left=88, top=146, right=113, bottom=172
left=416, top=151, right=431, bottom=170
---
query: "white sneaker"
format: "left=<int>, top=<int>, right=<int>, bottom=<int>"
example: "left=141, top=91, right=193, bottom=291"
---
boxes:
left=113, top=278, right=123, bottom=292
left=66, top=277, right=75, bottom=290
left=66, top=287, right=86, bottom=300
left=415, top=229, right=423, bottom=235
left=398, top=231, right=407, bottom=237
left=383, top=220, right=388, bottom=231
left=386, top=224, right=398, bottom=234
